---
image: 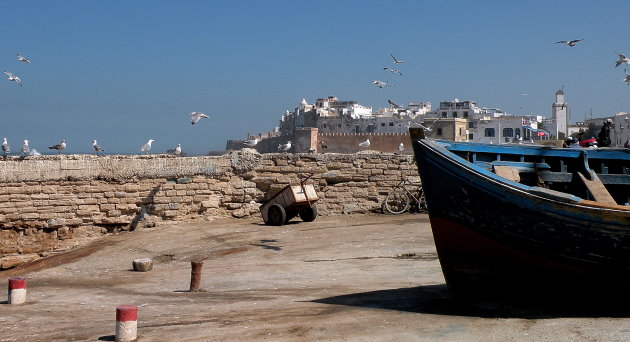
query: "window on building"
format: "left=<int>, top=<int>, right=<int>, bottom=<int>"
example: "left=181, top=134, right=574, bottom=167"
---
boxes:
left=463, top=111, right=469, bottom=118
left=452, top=112, right=458, bottom=118
left=323, top=124, right=327, bottom=129
left=441, top=112, right=447, bottom=118
left=437, top=127, right=443, bottom=136
left=468, top=122, right=474, bottom=129
left=389, top=122, right=394, bottom=126
left=469, top=133, right=474, bottom=140
left=459, top=128, right=463, bottom=136
left=485, top=128, right=495, bottom=137
left=515, top=128, right=520, bottom=138
left=381, top=123, right=385, bottom=127
left=503, top=128, right=514, bottom=137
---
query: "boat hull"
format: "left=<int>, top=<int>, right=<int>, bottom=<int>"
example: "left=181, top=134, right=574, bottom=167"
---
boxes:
left=412, top=137, right=630, bottom=292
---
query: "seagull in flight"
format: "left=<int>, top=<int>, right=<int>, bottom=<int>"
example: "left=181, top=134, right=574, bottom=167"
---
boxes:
left=4, top=71, right=22, bottom=86
left=390, top=54, right=405, bottom=64
left=2, top=138, right=9, bottom=155
left=174, top=144, right=182, bottom=156
left=615, top=52, right=630, bottom=68
left=277, top=141, right=292, bottom=152
left=190, top=112, right=209, bottom=125
left=22, top=140, right=30, bottom=156
left=372, top=80, right=393, bottom=88
left=92, top=140, right=104, bottom=155
left=16, top=53, right=30, bottom=63
left=141, top=139, right=155, bottom=153
left=387, top=99, right=400, bottom=109
left=358, top=139, right=370, bottom=148
left=48, top=140, right=66, bottom=154
left=243, top=138, right=259, bottom=147
left=624, top=69, right=630, bottom=86
left=555, top=39, right=583, bottom=47
left=383, top=67, right=402, bottom=76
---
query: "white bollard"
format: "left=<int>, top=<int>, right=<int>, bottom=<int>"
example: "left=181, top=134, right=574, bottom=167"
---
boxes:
left=116, top=305, right=138, bottom=342
left=8, top=277, right=26, bottom=305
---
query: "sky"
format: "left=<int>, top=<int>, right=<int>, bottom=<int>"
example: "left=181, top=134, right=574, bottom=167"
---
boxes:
left=2, top=0, right=630, bottom=155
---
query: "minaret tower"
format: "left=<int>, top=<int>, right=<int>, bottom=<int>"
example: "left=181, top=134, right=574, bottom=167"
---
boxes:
left=552, top=88, right=568, bottom=138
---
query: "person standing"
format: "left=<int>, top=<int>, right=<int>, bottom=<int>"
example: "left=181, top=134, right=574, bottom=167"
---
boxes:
left=597, top=119, right=613, bottom=147
left=624, top=136, right=630, bottom=148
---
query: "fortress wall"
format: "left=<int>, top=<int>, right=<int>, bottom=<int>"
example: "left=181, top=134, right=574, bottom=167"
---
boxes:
left=0, top=152, right=419, bottom=269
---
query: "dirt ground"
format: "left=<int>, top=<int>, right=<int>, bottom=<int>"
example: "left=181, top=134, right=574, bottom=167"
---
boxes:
left=2, top=214, right=630, bottom=342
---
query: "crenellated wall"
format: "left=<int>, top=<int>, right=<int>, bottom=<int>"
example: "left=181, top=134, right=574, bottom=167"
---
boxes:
left=0, top=151, right=420, bottom=269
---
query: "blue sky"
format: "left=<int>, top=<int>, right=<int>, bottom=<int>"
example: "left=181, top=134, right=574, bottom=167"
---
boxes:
left=1, top=1, right=630, bottom=154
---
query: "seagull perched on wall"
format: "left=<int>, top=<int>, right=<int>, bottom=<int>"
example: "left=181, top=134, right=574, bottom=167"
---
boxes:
left=555, top=39, right=583, bottom=47
left=277, top=141, right=292, bottom=152
left=16, top=53, right=30, bottom=63
left=387, top=99, right=400, bottom=109
left=190, top=112, right=209, bottom=125
left=21, top=140, right=30, bottom=156
left=2, top=138, right=10, bottom=155
left=141, top=139, right=155, bottom=153
left=624, top=69, right=630, bottom=86
left=615, top=52, right=630, bottom=68
left=48, top=140, right=66, bottom=154
left=174, top=144, right=182, bottom=156
left=4, top=71, right=22, bottom=86
left=390, top=54, right=405, bottom=64
left=372, top=80, right=393, bottom=88
left=320, top=140, right=328, bottom=149
left=359, top=139, right=370, bottom=148
left=383, top=67, right=402, bottom=76
left=398, top=142, right=404, bottom=153
left=92, top=140, right=104, bottom=155
left=243, top=138, right=259, bottom=147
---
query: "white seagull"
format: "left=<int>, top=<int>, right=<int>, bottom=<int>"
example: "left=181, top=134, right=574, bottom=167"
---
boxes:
left=358, top=139, right=370, bottom=148
left=16, top=53, right=30, bottom=63
left=555, top=39, right=583, bottom=47
left=624, top=69, right=630, bottom=86
left=390, top=54, right=405, bottom=64
left=398, top=142, right=404, bottom=153
left=4, top=71, right=22, bottom=86
left=383, top=67, right=402, bottom=76
left=21, top=140, right=30, bottom=155
left=320, top=140, right=328, bottom=149
left=277, top=141, right=292, bottom=152
left=388, top=99, right=400, bottom=109
left=174, top=144, right=182, bottom=156
left=48, top=140, right=66, bottom=154
left=190, top=112, right=209, bottom=125
left=141, top=139, right=155, bottom=153
left=372, top=80, right=393, bottom=88
left=243, top=138, right=259, bottom=147
left=615, top=52, right=630, bottom=68
left=2, top=138, right=9, bottom=155
left=92, top=140, right=104, bottom=155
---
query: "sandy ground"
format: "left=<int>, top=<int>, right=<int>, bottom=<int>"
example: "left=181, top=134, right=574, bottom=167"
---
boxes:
left=2, top=214, right=630, bottom=342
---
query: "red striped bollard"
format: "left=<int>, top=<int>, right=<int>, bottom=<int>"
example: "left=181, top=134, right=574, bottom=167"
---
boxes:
left=8, top=277, right=27, bottom=305
left=115, top=305, right=138, bottom=341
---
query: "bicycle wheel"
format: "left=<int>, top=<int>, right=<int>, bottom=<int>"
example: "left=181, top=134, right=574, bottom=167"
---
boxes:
left=384, top=189, right=411, bottom=214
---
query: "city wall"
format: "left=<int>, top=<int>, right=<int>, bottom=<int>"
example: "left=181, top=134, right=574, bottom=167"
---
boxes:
left=0, top=151, right=419, bottom=269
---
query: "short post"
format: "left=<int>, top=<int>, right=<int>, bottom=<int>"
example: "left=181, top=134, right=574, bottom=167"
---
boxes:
left=115, top=305, right=138, bottom=342
left=189, top=261, right=203, bottom=291
left=132, top=258, right=153, bottom=272
left=8, top=277, right=27, bottom=305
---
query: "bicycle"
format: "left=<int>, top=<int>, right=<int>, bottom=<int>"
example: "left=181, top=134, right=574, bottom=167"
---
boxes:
left=382, top=178, right=427, bottom=214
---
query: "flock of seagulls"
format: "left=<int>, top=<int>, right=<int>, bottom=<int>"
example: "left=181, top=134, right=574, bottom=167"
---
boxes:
left=555, top=39, right=630, bottom=86
left=372, top=54, right=405, bottom=89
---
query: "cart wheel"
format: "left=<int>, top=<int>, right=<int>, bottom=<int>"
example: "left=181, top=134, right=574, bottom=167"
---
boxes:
left=299, top=205, right=318, bottom=222
left=267, top=204, right=286, bottom=226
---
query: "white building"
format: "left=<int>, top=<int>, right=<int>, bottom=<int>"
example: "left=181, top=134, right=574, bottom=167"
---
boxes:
left=551, top=89, right=568, bottom=139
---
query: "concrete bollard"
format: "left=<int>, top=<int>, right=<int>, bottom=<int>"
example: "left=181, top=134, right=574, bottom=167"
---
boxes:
left=115, top=305, right=138, bottom=342
left=189, top=261, right=203, bottom=291
left=132, top=258, right=153, bottom=272
left=8, top=277, right=27, bottom=305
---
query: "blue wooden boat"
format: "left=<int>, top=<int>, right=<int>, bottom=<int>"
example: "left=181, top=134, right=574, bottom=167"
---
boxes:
left=409, top=128, right=630, bottom=293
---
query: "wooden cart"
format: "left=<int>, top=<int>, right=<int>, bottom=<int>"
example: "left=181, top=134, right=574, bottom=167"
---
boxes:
left=260, top=175, right=319, bottom=226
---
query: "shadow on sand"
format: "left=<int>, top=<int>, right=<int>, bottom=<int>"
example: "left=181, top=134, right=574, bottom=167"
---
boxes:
left=311, top=284, right=630, bottom=319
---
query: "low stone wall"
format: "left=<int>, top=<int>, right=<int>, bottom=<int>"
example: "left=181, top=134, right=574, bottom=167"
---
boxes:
left=0, top=151, right=419, bottom=269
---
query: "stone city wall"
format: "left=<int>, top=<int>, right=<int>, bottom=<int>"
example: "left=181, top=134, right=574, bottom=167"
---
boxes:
left=0, top=151, right=420, bottom=269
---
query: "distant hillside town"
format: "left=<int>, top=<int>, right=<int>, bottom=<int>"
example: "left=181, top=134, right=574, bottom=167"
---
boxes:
left=226, top=90, right=630, bottom=153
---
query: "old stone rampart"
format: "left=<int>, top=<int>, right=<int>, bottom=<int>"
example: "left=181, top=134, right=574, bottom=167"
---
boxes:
left=0, top=151, right=419, bottom=269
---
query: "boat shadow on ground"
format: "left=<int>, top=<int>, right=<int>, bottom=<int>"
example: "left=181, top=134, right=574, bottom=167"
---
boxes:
left=311, top=284, right=630, bottom=318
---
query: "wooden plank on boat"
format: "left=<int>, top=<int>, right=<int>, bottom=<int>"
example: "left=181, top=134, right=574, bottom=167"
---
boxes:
left=577, top=173, right=617, bottom=205
left=493, top=165, right=520, bottom=182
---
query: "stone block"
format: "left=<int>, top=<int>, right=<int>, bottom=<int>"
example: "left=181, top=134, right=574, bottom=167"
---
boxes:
left=57, top=227, right=73, bottom=240
left=0, top=254, right=39, bottom=270
left=107, top=210, right=122, bottom=217
left=132, top=258, right=153, bottom=272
